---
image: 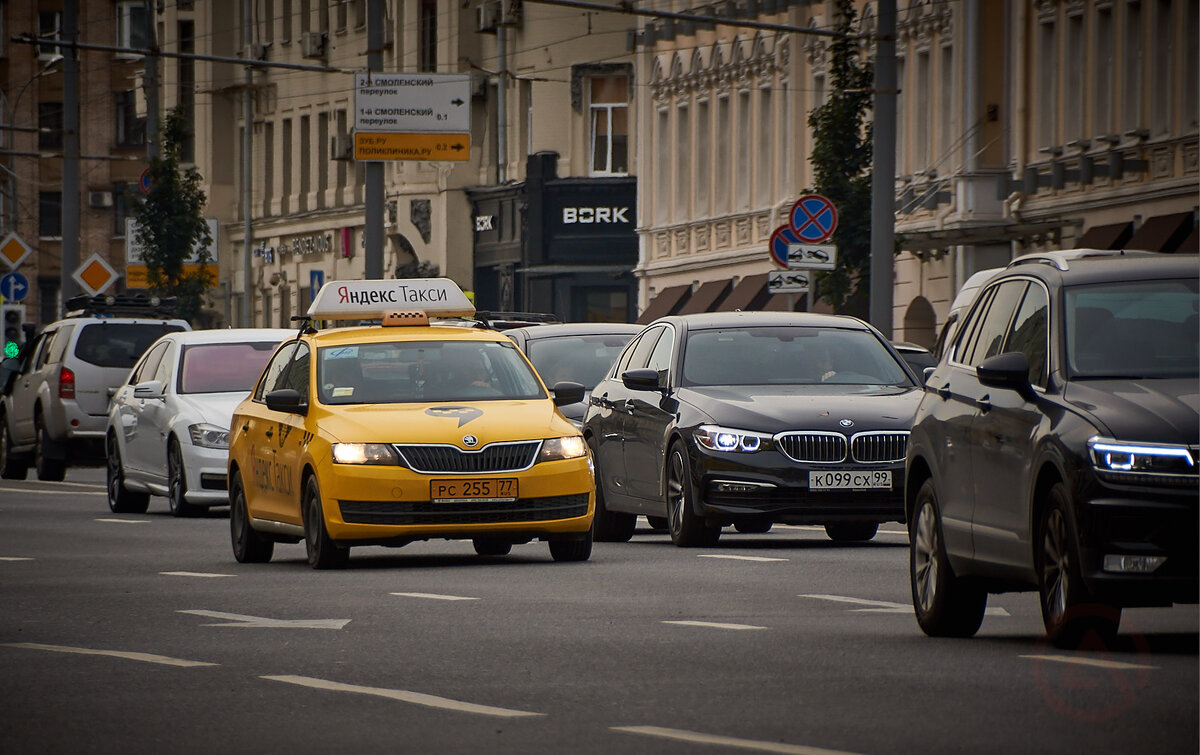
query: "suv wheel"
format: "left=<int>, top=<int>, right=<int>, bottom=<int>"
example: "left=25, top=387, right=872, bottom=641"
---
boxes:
left=910, top=479, right=987, bottom=638
left=1037, top=483, right=1121, bottom=649
left=0, top=415, right=29, bottom=480
left=34, top=414, right=66, bottom=482
left=106, top=434, right=149, bottom=513
left=167, top=439, right=201, bottom=517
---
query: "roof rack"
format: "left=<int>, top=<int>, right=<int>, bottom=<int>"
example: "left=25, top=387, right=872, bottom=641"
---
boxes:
left=1007, top=248, right=1157, bottom=272
left=64, top=293, right=179, bottom=318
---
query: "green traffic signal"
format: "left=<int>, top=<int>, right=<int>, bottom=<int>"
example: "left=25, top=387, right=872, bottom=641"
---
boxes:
left=4, top=339, right=18, bottom=358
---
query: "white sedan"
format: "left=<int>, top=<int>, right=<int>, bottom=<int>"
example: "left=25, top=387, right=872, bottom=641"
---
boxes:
left=105, top=328, right=295, bottom=515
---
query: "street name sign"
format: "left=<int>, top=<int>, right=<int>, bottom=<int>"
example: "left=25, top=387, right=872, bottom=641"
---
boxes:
left=354, top=73, right=470, bottom=133
left=354, top=132, right=470, bottom=162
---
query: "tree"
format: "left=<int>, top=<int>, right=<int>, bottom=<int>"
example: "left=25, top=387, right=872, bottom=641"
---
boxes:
left=394, top=260, right=441, bottom=279
left=131, top=106, right=213, bottom=324
left=807, top=0, right=874, bottom=316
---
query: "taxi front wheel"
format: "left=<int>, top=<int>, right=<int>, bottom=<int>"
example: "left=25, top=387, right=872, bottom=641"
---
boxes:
left=548, top=532, right=592, bottom=562
left=304, top=476, right=350, bottom=570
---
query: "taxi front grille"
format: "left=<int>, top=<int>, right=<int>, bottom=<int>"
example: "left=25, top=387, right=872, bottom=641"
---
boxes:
left=338, top=494, right=589, bottom=526
left=393, top=441, right=541, bottom=473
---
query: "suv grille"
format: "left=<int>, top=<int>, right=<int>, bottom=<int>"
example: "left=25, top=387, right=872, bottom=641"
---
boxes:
left=776, top=431, right=908, bottom=464
left=394, top=441, right=541, bottom=474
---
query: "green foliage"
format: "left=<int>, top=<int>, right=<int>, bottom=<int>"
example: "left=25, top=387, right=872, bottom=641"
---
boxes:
left=807, top=0, right=874, bottom=316
left=131, top=107, right=213, bottom=324
left=394, top=260, right=441, bottom=279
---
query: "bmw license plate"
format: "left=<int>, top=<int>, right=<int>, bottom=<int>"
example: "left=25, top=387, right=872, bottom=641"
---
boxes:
left=809, top=470, right=892, bottom=490
left=431, top=478, right=518, bottom=502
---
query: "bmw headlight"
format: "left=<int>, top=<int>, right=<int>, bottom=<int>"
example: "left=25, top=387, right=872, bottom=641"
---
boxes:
left=331, top=443, right=400, bottom=465
left=694, top=425, right=771, bottom=453
left=538, top=436, right=587, bottom=463
left=188, top=423, right=230, bottom=449
left=1088, top=437, right=1195, bottom=476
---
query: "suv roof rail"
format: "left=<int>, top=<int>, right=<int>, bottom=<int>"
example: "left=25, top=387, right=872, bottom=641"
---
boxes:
left=64, top=293, right=179, bottom=319
left=1007, top=248, right=1158, bottom=272
left=474, top=311, right=561, bottom=329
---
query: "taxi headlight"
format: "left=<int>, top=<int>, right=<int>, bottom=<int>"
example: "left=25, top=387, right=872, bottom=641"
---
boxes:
left=188, top=423, right=229, bottom=449
left=331, top=443, right=400, bottom=465
left=694, top=424, right=771, bottom=453
left=537, top=436, right=587, bottom=463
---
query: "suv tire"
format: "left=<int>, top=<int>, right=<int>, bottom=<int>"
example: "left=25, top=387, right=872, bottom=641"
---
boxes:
left=0, top=414, right=29, bottom=480
left=34, top=415, right=66, bottom=482
left=910, top=479, right=987, bottom=638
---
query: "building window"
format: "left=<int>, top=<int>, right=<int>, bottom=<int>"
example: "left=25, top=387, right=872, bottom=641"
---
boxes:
left=39, top=192, right=62, bottom=237
left=915, top=50, right=931, bottom=169
left=1122, top=1, right=1143, bottom=132
left=655, top=108, right=670, bottom=226
left=756, top=86, right=772, bottom=203
left=736, top=90, right=750, bottom=210
left=1186, top=1, right=1199, bottom=129
left=1065, top=12, right=1084, bottom=142
left=589, top=75, right=629, bottom=176
left=116, top=1, right=148, bottom=52
left=38, top=12, right=61, bottom=61
left=114, top=183, right=132, bottom=236
left=896, top=57, right=906, bottom=176
left=1151, top=0, right=1173, bottom=134
left=675, top=104, right=690, bottom=221
left=38, top=102, right=63, bottom=150
left=1036, top=19, right=1058, bottom=149
left=939, top=45, right=953, bottom=168
left=179, top=20, right=196, bottom=163
left=1093, top=6, right=1113, bottom=136
left=419, top=0, right=437, bottom=72
left=695, top=98, right=710, bottom=215
left=115, top=90, right=146, bottom=147
left=716, top=95, right=730, bottom=213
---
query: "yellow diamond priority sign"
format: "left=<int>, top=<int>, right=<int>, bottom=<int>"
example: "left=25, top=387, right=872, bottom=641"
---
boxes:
left=0, top=233, right=32, bottom=269
left=74, top=254, right=119, bottom=296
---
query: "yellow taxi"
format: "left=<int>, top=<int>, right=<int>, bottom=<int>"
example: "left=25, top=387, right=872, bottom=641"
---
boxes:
left=227, top=278, right=595, bottom=568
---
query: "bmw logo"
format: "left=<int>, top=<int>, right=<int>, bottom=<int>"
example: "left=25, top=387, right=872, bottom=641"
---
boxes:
left=462, top=435, right=479, bottom=447
left=839, top=419, right=855, bottom=428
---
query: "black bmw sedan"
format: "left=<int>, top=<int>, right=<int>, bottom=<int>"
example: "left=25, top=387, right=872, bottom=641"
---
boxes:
left=582, top=311, right=922, bottom=546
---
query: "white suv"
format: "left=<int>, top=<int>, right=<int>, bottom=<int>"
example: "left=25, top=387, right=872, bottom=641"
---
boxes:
left=0, top=295, right=190, bottom=480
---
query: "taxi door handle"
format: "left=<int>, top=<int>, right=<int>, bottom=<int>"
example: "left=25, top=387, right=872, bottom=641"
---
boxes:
left=976, top=394, right=992, bottom=413
left=932, top=382, right=951, bottom=400
left=265, top=428, right=274, bottom=438
left=241, top=424, right=249, bottom=432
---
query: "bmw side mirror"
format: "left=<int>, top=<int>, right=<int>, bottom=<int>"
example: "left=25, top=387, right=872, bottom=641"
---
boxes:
left=976, top=352, right=1033, bottom=397
left=621, top=368, right=661, bottom=392
left=551, top=381, right=586, bottom=407
left=265, top=388, right=309, bottom=415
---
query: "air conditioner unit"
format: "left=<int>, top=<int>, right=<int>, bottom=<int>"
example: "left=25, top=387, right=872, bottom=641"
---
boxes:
left=88, top=191, right=114, bottom=208
left=300, top=31, right=326, bottom=60
left=331, top=134, right=353, bottom=160
left=477, top=1, right=499, bottom=33
left=243, top=43, right=268, bottom=61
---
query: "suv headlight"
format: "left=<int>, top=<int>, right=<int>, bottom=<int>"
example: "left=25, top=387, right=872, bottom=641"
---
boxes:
left=537, top=436, right=586, bottom=463
left=188, top=423, right=229, bottom=449
left=331, top=443, right=400, bottom=465
left=694, top=425, right=771, bottom=453
left=1088, top=437, right=1196, bottom=476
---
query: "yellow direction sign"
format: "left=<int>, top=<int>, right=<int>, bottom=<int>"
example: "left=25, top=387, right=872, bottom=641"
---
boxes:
left=74, top=253, right=119, bottom=295
left=354, top=132, right=470, bottom=162
left=0, top=233, right=32, bottom=269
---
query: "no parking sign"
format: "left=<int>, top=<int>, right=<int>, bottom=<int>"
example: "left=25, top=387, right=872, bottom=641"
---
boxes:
left=789, top=194, right=838, bottom=243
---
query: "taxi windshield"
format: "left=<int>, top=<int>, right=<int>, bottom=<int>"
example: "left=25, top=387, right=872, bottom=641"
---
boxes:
left=317, top=340, right=547, bottom=405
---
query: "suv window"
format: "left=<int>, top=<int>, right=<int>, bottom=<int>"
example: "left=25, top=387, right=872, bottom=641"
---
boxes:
left=74, top=322, right=186, bottom=368
left=45, top=325, right=75, bottom=366
left=961, top=281, right=1027, bottom=368
left=32, top=331, right=55, bottom=370
left=1004, top=283, right=1049, bottom=388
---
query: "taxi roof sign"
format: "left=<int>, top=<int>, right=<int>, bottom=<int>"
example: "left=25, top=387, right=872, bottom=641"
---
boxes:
left=308, top=279, right=476, bottom=320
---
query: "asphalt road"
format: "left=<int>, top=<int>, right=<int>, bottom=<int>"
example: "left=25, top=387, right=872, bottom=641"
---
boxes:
left=2, top=468, right=1196, bottom=754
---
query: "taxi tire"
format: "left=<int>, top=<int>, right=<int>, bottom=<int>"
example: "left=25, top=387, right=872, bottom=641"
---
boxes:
left=473, top=539, right=513, bottom=556
left=304, top=476, right=349, bottom=570
left=825, top=522, right=878, bottom=542
left=106, top=433, right=150, bottom=514
left=167, top=440, right=201, bottom=518
left=588, top=437, right=635, bottom=543
left=34, top=415, right=65, bottom=482
left=734, top=519, right=773, bottom=534
left=1, top=415, right=29, bottom=480
left=909, top=479, right=986, bottom=638
left=230, top=469, right=273, bottom=563
left=1037, top=483, right=1121, bottom=649
left=646, top=516, right=668, bottom=531
left=666, top=442, right=721, bottom=548
left=548, top=531, right=592, bottom=562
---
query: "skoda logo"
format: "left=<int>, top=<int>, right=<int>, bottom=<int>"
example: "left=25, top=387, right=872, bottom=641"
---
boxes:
left=839, top=419, right=855, bottom=428
left=462, top=435, right=479, bottom=447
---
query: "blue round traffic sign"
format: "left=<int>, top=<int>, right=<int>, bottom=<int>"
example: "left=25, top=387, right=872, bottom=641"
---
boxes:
left=0, top=271, right=29, bottom=302
left=789, top=194, right=838, bottom=244
left=769, top=225, right=802, bottom=269
left=140, top=168, right=153, bottom=194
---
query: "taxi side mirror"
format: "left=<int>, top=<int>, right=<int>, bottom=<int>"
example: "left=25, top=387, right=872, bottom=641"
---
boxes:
left=265, top=388, right=309, bottom=415
left=551, top=381, right=585, bottom=407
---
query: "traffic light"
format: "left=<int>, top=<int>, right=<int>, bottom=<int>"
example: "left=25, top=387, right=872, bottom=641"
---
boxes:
left=2, top=303, right=25, bottom=359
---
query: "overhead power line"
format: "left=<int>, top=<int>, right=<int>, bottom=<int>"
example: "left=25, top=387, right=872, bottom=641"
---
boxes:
left=519, top=0, right=851, bottom=39
left=10, top=35, right=348, bottom=74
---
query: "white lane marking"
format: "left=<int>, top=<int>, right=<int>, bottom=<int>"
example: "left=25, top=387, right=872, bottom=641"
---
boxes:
left=0, top=480, right=105, bottom=491
left=390, top=592, right=479, bottom=601
left=1020, top=654, right=1158, bottom=671
left=95, top=518, right=149, bottom=524
left=262, top=674, right=543, bottom=718
left=1, top=642, right=215, bottom=668
left=613, top=725, right=864, bottom=754
left=798, top=593, right=1009, bottom=616
left=698, top=554, right=788, bottom=563
left=0, top=557, right=34, bottom=561
left=0, top=488, right=106, bottom=496
left=161, top=571, right=235, bottom=578
left=178, top=610, right=350, bottom=629
left=662, top=620, right=767, bottom=631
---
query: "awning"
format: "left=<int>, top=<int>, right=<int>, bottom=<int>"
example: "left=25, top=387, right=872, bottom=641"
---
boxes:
left=1176, top=226, right=1198, bottom=254
left=1126, top=213, right=1195, bottom=253
left=712, top=273, right=769, bottom=312
left=675, top=279, right=732, bottom=314
left=636, top=283, right=692, bottom=324
left=1076, top=221, right=1133, bottom=250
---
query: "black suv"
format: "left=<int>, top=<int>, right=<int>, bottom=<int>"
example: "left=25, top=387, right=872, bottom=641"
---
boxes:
left=905, top=251, right=1198, bottom=647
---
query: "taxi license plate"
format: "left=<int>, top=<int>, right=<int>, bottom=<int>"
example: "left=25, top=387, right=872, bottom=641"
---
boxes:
left=431, top=478, right=518, bottom=502
left=809, top=470, right=892, bottom=490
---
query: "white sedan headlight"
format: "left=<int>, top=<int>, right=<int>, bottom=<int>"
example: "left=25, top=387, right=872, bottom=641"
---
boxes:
left=331, top=443, right=400, bottom=465
left=188, top=423, right=230, bottom=449
left=694, top=424, right=772, bottom=453
left=537, top=436, right=587, bottom=463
